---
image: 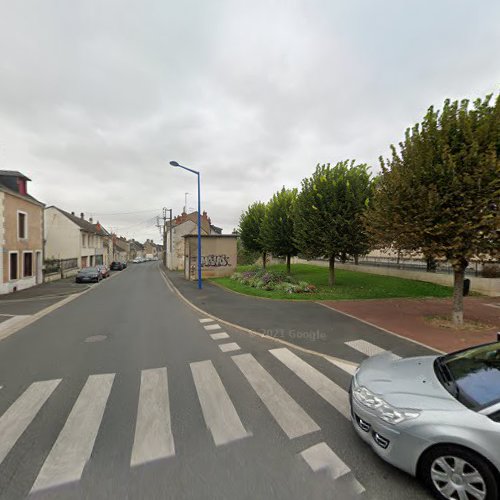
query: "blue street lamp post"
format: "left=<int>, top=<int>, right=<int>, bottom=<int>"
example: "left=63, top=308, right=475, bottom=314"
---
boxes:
left=170, top=161, right=202, bottom=289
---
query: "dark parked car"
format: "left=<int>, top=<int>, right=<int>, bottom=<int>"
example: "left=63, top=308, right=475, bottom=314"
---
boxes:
left=121, top=261, right=127, bottom=269
left=75, top=267, right=102, bottom=283
left=96, top=265, right=110, bottom=278
left=109, top=261, right=124, bottom=271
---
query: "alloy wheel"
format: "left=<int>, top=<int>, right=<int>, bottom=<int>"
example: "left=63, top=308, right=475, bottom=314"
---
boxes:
left=431, top=455, right=486, bottom=500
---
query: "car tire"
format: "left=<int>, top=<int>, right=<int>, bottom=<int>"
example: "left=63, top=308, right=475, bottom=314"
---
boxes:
left=419, top=444, right=498, bottom=500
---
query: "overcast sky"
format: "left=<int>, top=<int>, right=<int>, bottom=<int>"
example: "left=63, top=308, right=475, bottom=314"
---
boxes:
left=0, top=1, right=498, bottom=243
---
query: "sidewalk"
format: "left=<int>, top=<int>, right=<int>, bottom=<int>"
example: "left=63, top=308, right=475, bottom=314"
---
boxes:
left=0, top=277, right=90, bottom=316
left=323, top=297, right=500, bottom=353
left=165, top=270, right=435, bottom=363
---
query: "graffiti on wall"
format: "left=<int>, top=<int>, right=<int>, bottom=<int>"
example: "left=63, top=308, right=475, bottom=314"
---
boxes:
left=201, top=254, right=230, bottom=267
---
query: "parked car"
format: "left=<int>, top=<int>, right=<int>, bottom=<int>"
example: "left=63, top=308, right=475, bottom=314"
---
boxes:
left=96, top=264, right=110, bottom=278
left=121, top=261, right=127, bottom=269
left=109, top=261, right=124, bottom=271
left=350, top=341, right=500, bottom=500
left=132, top=258, right=144, bottom=264
left=75, top=267, right=102, bottom=283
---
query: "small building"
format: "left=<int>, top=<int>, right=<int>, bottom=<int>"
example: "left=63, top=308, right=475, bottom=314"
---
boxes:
left=44, top=208, right=108, bottom=273
left=113, top=236, right=130, bottom=263
left=166, top=211, right=218, bottom=271
left=143, top=239, right=159, bottom=259
left=129, top=239, right=145, bottom=260
left=0, top=170, right=44, bottom=293
left=183, top=234, right=237, bottom=280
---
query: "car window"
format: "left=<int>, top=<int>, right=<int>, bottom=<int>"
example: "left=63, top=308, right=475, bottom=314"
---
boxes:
left=489, top=410, right=500, bottom=423
left=443, top=342, right=500, bottom=409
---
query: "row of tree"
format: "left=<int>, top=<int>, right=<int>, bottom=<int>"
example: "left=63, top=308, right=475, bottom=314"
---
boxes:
left=239, top=93, right=499, bottom=325
left=239, top=160, right=372, bottom=285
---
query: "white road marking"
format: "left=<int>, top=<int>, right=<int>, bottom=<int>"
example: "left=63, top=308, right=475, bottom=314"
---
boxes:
left=210, top=332, right=230, bottom=340
left=204, top=324, right=222, bottom=331
left=31, top=374, right=114, bottom=492
left=130, top=367, right=175, bottom=466
left=232, top=353, right=319, bottom=439
left=300, top=442, right=365, bottom=493
left=345, top=339, right=401, bottom=360
left=0, top=379, right=61, bottom=466
left=327, top=358, right=359, bottom=376
left=199, top=318, right=215, bottom=323
left=219, top=342, right=240, bottom=352
left=270, top=348, right=351, bottom=419
left=0, top=315, right=31, bottom=341
left=190, top=360, right=250, bottom=446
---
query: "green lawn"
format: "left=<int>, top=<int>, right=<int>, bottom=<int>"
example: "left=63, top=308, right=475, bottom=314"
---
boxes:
left=210, top=263, right=453, bottom=301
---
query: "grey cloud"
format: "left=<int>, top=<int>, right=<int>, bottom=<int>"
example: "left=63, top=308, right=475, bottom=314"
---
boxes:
left=0, top=0, right=498, bottom=241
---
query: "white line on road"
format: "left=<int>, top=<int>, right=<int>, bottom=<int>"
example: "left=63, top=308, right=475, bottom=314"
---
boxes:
left=131, top=367, right=175, bottom=466
left=219, top=342, right=240, bottom=352
left=326, top=358, right=359, bottom=376
left=210, top=332, right=230, bottom=340
left=191, top=360, right=250, bottom=446
left=204, top=324, right=222, bottom=331
left=0, top=379, right=61, bottom=466
left=270, top=348, right=351, bottom=419
left=300, top=442, right=365, bottom=493
left=31, top=374, right=114, bottom=492
left=199, top=318, right=215, bottom=323
left=232, top=353, right=319, bottom=439
left=345, top=339, right=401, bottom=360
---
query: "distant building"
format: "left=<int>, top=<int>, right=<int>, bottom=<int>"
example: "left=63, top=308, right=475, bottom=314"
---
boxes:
left=129, top=239, right=145, bottom=260
left=113, top=236, right=130, bottom=263
left=165, top=211, right=220, bottom=270
left=143, top=239, right=159, bottom=259
left=0, top=170, right=44, bottom=293
left=44, top=208, right=109, bottom=270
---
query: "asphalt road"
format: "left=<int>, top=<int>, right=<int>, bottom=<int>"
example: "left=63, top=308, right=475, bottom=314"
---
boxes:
left=0, top=262, right=431, bottom=499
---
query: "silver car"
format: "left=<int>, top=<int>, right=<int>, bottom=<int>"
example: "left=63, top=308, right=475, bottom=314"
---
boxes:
left=350, top=341, right=500, bottom=500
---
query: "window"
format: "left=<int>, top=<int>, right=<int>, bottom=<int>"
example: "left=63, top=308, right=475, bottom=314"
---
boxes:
left=23, top=252, right=33, bottom=277
left=18, top=212, right=27, bottom=239
left=82, top=234, right=86, bottom=247
left=9, top=252, right=18, bottom=280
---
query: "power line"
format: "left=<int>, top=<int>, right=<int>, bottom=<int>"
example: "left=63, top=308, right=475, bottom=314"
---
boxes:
left=89, top=208, right=161, bottom=216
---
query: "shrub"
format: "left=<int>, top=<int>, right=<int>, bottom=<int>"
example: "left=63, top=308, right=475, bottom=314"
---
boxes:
left=229, top=269, right=316, bottom=293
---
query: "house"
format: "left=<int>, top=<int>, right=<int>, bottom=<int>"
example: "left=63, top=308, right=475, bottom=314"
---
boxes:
left=0, top=170, right=44, bottom=294
left=44, top=207, right=109, bottom=272
left=143, top=239, right=159, bottom=259
left=129, top=239, right=145, bottom=260
left=113, top=236, right=130, bottom=262
left=165, top=211, right=219, bottom=270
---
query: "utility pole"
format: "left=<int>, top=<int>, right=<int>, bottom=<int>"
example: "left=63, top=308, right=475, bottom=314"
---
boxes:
left=157, top=208, right=172, bottom=268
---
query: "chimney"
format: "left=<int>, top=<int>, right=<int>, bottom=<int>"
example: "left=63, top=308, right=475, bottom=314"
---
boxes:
left=89, top=217, right=93, bottom=223
left=71, top=211, right=75, bottom=216
left=80, top=212, right=84, bottom=219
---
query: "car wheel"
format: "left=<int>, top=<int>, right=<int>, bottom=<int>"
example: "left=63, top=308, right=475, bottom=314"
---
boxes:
left=419, top=444, right=498, bottom=500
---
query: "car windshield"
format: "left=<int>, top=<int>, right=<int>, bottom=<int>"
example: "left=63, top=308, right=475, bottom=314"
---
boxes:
left=441, top=342, right=500, bottom=410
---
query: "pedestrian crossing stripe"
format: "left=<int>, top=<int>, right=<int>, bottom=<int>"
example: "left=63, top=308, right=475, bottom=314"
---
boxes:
left=345, top=339, right=401, bottom=360
left=0, top=350, right=367, bottom=493
left=204, top=324, right=222, bottom=331
left=199, top=318, right=214, bottom=323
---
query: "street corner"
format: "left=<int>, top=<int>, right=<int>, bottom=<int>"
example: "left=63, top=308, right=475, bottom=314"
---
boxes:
left=321, top=296, right=500, bottom=353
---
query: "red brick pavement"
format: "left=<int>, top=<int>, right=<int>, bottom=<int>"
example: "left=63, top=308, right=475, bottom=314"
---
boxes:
left=321, top=296, right=500, bottom=353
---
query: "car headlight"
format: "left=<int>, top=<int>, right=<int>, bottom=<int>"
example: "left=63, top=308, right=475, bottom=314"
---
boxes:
left=352, top=383, right=420, bottom=425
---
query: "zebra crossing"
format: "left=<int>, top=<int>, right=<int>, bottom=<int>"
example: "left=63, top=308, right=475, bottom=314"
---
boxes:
left=0, top=326, right=402, bottom=496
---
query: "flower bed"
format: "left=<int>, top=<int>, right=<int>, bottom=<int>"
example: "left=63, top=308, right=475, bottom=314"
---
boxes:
left=230, top=268, right=317, bottom=294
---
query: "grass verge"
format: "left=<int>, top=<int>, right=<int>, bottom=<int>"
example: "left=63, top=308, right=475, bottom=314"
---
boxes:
left=210, top=263, right=453, bottom=301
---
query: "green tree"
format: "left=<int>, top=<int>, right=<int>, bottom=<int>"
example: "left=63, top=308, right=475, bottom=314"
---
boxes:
left=294, top=160, right=373, bottom=286
left=239, top=202, right=268, bottom=268
left=261, top=187, right=298, bottom=273
left=366, top=94, right=500, bottom=325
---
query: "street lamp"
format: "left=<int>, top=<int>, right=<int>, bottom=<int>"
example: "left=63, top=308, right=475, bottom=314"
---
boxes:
left=170, top=161, right=202, bottom=289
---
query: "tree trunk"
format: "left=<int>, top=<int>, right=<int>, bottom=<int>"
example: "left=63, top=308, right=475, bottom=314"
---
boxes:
left=328, top=256, right=335, bottom=287
left=262, top=251, right=267, bottom=269
left=452, top=260, right=467, bottom=326
left=286, top=254, right=291, bottom=274
left=354, top=254, right=359, bottom=265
